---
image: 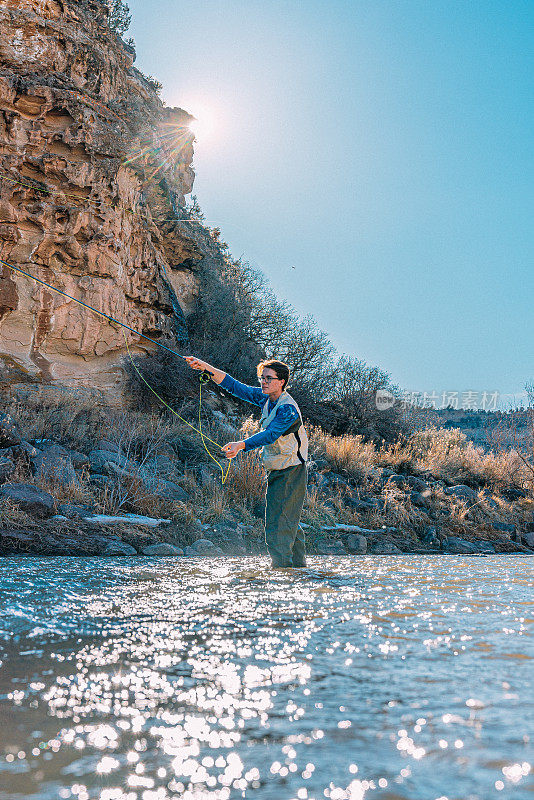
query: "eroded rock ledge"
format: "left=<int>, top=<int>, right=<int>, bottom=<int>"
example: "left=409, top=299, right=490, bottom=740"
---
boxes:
left=0, top=0, right=218, bottom=395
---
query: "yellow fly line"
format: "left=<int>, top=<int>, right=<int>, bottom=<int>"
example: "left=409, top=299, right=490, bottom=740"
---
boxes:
left=122, top=330, right=231, bottom=484
left=0, top=255, right=232, bottom=484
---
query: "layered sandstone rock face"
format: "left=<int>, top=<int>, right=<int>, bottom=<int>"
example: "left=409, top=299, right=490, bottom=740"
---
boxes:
left=0, top=0, right=212, bottom=393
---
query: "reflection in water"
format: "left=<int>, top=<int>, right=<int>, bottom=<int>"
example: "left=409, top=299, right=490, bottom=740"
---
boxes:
left=0, top=555, right=532, bottom=799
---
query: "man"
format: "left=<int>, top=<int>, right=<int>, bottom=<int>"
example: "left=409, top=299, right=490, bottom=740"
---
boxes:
left=184, top=356, right=309, bottom=568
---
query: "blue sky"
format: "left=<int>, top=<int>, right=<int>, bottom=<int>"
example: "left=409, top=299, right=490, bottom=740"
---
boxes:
left=126, top=0, right=533, bottom=404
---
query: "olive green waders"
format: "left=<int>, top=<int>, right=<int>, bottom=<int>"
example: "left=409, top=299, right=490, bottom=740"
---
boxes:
left=265, top=464, right=307, bottom=567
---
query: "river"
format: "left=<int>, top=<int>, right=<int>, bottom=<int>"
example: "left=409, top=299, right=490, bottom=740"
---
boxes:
left=0, top=555, right=532, bottom=800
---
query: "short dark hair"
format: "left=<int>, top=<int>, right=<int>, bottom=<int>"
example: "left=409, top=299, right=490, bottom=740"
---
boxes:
left=257, top=359, right=290, bottom=390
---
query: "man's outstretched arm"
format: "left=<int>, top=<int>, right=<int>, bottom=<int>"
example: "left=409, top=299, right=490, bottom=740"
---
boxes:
left=185, top=357, right=265, bottom=407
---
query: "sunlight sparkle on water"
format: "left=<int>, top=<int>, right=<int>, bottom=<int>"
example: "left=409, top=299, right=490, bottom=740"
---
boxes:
left=0, top=556, right=532, bottom=799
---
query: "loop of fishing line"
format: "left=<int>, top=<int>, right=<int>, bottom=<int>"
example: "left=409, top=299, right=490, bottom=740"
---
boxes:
left=0, top=256, right=232, bottom=484
left=122, top=330, right=230, bottom=484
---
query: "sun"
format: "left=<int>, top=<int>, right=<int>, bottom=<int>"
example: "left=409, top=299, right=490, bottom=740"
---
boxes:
left=186, top=107, right=215, bottom=141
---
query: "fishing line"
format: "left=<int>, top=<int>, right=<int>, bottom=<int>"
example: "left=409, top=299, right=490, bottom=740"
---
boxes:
left=123, top=330, right=230, bottom=484
left=0, top=256, right=232, bottom=483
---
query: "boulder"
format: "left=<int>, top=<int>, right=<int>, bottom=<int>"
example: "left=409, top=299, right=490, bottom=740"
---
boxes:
left=501, top=487, right=526, bottom=501
left=444, top=485, right=478, bottom=503
left=0, top=483, right=55, bottom=517
left=102, top=461, right=190, bottom=503
left=70, top=451, right=91, bottom=470
left=443, top=536, right=479, bottom=554
left=196, top=464, right=219, bottom=487
left=89, top=449, right=133, bottom=473
left=102, top=541, right=138, bottom=556
left=406, top=476, right=428, bottom=492
left=95, top=439, right=123, bottom=454
left=386, top=474, right=408, bottom=488
left=473, top=540, right=496, bottom=554
left=252, top=500, right=266, bottom=519
left=0, top=529, right=34, bottom=552
left=0, top=457, right=14, bottom=483
left=12, top=441, right=39, bottom=459
left=343, top=533, right=367, bottom=554
left=522, top=532, right=534, bottom=549
left=480, top=492, right=498, bottom=509
left=32, top=445, right=76, bottom=486
left=421, top=525, right=439, bottom=546
left=344, top=496, right=375, bottom=513
left=369, top=539, right=402, bottom=554
left=491, top=522, right=516, bottom=534
left=315, top=538, right=346, bottom=555
left=141, top=543, right=184, bottom=555
left=89, top=474, right=114, bottom=491
left=141, top=476, right=189, bottom=502
left=411, top=490, right=431, bottom=509
left=58, top=503, right=94, bottom=519
left=184, top=538, right=225, bottom=556
left=377, top=469, right=395, bottom=483
left=0, top=413, right=22, bottom=447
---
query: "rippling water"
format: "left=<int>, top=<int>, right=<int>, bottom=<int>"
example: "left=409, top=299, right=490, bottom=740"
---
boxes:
left=0, top=555, right=532, bottom=800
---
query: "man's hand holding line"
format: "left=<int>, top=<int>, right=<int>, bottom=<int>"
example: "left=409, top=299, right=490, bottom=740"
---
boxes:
left=221, top=441, right=246, bottom=459
left=184, top=356, right=226, bottom=385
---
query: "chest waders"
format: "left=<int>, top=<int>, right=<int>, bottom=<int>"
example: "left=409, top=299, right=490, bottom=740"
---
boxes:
left=260, top=391, right=309, bottom=568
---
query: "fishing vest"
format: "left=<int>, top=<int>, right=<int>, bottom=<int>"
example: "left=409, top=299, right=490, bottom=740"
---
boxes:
left=259, top=391, right=308, bottom=472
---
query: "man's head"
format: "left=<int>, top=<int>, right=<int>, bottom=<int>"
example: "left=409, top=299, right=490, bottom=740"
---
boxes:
left=257, top=359, right=290, bottom=398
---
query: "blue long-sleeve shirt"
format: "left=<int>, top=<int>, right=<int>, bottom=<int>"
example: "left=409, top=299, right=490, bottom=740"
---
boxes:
left=220, top=374, right=300, bottom=451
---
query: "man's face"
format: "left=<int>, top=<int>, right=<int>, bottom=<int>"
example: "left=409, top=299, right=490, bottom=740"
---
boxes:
left=259, top=368, right=284, bottom=395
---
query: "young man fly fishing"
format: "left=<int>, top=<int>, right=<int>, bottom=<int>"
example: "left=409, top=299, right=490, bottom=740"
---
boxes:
left=185, top=357, right=309, bottom=568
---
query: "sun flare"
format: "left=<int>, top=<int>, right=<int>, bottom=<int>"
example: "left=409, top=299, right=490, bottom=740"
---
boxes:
left=186, top=107, right=215, bottom=141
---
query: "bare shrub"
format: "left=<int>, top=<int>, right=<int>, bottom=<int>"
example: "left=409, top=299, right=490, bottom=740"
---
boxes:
left=123, top=347, right=200, bottom=411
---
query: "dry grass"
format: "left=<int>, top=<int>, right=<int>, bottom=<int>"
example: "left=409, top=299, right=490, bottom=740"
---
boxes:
left=6, top=390, right=106, bottom=451
left=309, top=428, right=376, bottom=481
left=36, top=468, right=95, bottom=506
left=379, top=483, right=426, bottom=532
left=310, top=423, right=532, bottom=497
left=1, top=384, right=531, bottom=547
left=197, top=483, right=229, bottom=522
left=226, top=450, right=265, bottom=508
left=406, top=426, right=529, bottom=490
left=0, top=497, right=34, bottom=528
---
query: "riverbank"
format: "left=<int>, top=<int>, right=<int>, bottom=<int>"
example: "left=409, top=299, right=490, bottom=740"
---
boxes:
left=0, top=387, right=533, bottom=557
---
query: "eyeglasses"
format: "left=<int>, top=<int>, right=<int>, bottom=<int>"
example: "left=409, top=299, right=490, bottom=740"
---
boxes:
left=258, top=375, right=280, bottom=384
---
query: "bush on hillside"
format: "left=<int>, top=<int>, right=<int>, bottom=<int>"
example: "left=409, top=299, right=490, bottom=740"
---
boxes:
left=124, top=199, right=415, bottom=442
left=106, top=0, right=131, bottom=36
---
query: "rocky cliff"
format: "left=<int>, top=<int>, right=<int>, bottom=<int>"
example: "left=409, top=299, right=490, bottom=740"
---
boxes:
left=0, top=0, right=215, bottom=394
